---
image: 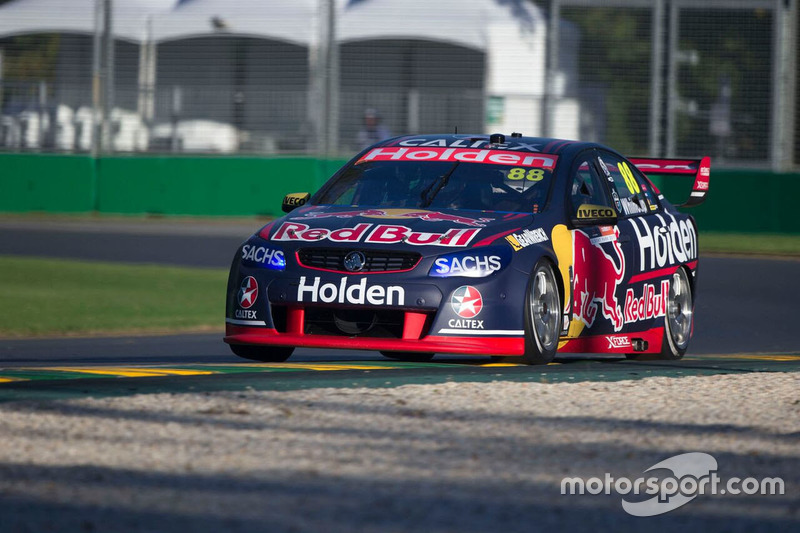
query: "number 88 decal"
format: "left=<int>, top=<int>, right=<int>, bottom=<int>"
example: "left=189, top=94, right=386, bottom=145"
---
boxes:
left=508, top=168, right=545, bottom=181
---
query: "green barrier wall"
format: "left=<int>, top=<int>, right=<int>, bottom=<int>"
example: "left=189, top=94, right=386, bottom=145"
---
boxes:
left=1, top=154, right=348, bottom=218
left=0, top=153, right=96, bottom=213
left=96, top=156, right=347, bottom=216
left=656, top=170, right=800, bottom=234
left=1, top=153, right=798, bottom=233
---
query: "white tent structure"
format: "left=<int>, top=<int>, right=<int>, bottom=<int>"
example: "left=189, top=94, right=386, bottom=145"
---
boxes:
left=0, top=0, right=176, bottom=42
left=0, top=0, right=177, bottom=151
left=0, top=0, right=579, bottom=153
left=151, top=0, right=318, bottom=46
left=146, top=0, right=320, bottom=153
left=338, top=0, right=579, bottom=140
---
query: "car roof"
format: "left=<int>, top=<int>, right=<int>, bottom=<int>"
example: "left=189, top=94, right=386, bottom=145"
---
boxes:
left=376, top=134, right=604, bottom=157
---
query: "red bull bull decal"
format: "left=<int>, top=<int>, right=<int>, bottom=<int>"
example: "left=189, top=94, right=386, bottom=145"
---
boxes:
left=272, top=221, right=480, bottom=247
left=296, top=209, right=493, bottom=227
left=572, top=227, right=626, bottom=332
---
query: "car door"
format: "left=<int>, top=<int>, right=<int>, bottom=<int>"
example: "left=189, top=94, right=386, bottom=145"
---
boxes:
left=594, top=149, right=667, bottom=336
left=562, top=150, right=631, bottom=339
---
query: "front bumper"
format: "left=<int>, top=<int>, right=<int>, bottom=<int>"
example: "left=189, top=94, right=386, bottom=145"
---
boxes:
left=224, top=323, right=525, bottom=356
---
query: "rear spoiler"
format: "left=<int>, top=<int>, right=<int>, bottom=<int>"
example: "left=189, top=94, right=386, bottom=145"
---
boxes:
left=628, top=156, right=710, bottom=208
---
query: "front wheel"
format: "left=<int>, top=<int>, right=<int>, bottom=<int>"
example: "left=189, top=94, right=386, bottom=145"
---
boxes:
left=229, top=344, right=294, bottom=362
left=519, top=261, right=562, bottom=365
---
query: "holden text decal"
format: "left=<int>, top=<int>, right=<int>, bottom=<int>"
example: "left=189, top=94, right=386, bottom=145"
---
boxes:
left=630, top=213, right=697, bottom=271
left=297, top=277, right=404, bottom=306
left=357, top=147, right=557, bottom=169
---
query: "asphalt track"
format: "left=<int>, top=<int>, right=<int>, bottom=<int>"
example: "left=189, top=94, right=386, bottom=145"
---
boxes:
left=1, top=219, right=799, bottom=400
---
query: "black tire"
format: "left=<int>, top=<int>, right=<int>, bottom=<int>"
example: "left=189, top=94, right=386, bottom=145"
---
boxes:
left=628, top=267, right=693, bottom=361
left=380, top=351, right=435, bottom=362
left=518, top=260, right=562, bottom=365
left=229, top=344, right=294, bottom=362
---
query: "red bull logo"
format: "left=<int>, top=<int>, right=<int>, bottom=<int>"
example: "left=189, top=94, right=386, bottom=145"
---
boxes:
left=572, top=227, right=626, bottom=332
left=624, top=280, right=669, bottom=324
left=297, top=209, right=493, bottom=227
left=272, top=221, right=480, bottom=247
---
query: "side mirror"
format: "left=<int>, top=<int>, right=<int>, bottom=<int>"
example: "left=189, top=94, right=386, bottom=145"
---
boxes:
left=282, top=192, right=310, bottom=213
left=572, top=204, right=617, bottom=227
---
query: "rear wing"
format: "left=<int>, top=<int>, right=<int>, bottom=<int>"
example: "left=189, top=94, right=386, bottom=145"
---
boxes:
left=628, top=157, right=710, bottom=208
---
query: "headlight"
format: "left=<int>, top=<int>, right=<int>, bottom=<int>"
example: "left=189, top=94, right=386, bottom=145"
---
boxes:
left=428, top=246, right=511, bottom=278
left=240, top=241, right=286, bottom=270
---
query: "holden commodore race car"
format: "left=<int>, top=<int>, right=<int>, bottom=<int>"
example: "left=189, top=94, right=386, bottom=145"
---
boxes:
left=224, top=133, right=709, bottom=365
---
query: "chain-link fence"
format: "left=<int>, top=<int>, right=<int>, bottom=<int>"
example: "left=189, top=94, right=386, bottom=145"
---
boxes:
left=0, top=0, right=796, bottom=169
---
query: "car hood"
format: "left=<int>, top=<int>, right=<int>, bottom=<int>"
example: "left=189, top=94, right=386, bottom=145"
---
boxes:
left=260, top=205, right=535, bottom=252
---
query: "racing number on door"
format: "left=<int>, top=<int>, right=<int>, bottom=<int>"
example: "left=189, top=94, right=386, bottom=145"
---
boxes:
left=618, top=162, right=640, bottom=195
left=508, top=168, right=545, bottom=181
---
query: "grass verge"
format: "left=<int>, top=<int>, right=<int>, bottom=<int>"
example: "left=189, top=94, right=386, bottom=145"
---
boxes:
left=0, top=256, right=227, bottom=338
left=700, top=232, right=800, bottom=257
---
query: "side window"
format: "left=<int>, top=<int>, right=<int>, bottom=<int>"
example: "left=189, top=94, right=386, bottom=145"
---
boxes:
left=629, top=164, right=661, bottom=212
left=569, top=155, right=613, bottom=219
left=596, top=152, right=657, bottom=217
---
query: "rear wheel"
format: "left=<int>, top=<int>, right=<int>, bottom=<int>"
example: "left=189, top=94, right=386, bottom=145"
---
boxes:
left=229, top=344, right=294, bottom=362
left=380, top=351, right=435, bottom=362
left=519, top=261, right=561, bottom=365
left=628, top=268, right=693, bottom=361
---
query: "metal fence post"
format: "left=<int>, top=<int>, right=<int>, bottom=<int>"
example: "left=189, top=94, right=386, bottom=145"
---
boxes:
left=0, top=48, right=4, bottom=114
left=102, top=0, right=114, bottom=153
left=542, top=0, right=561, bottom=138
left=37, top=80, right=46, bottom=148
left=91, top=0, right=103, bottom=158
left=91, top=0, right=114, bottom=156
left=649, top=0, right=665, bottom=157
left=325, top=0, right=339, bottom=156
left=770, top=0, right=797, bottom=171
left=313, top=0, right=338, bottom=156
left=407, top=89, right=420, bottom=134
left=665, top=0, right=679, bottom=158
left=137, top=15, right=156, bottom=152
left=170, top=85, right=182, bottom=153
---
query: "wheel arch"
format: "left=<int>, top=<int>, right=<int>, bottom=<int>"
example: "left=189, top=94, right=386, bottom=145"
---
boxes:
left=537, top=254, right=566, bottom=313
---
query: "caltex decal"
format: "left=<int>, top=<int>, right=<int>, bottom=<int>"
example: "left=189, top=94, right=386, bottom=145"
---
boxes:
left=239, top=276, right=258, bottom=309
left=451, top=285, right=483, bottom=319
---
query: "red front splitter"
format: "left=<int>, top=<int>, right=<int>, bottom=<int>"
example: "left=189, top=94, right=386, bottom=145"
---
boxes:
left=224, top=324, right=525, bottom=356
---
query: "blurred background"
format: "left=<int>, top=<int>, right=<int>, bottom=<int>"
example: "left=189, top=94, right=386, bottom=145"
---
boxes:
left=0, top=0, right=797, bottom=227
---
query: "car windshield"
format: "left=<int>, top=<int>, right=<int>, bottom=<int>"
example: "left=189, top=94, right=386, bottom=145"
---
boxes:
left=315, top=157, right=557, bottom=214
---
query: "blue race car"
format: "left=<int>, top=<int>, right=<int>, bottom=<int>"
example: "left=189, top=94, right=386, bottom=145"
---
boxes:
left=225, top=133, right=709, bottom=364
